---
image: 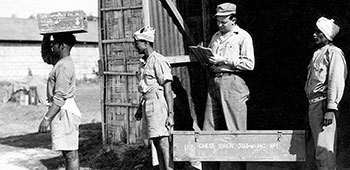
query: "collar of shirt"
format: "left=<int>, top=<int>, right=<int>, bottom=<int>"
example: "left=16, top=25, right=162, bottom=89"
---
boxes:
left=146, top=51, right=157, bottom=62
left=314, top=44, right=330, bottom=57
left=56, top=56, right=72, bottom=65
left=218, top=25, right=241, bottom=43
left=317, top=43, right=332, bottom=51
left=140, top=51, right=157, bottom=66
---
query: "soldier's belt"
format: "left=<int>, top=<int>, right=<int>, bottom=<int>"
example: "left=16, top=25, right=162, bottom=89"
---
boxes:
left=308, top=96, right=326, bottom=104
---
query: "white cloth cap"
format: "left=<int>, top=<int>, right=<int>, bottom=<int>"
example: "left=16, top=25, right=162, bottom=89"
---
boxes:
left=316, top=17, right=340, bottom=41
left=133, top=26, right=155, bottom=42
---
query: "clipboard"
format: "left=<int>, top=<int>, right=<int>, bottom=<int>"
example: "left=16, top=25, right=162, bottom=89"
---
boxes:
left=189, top=45, right=214, bottom=67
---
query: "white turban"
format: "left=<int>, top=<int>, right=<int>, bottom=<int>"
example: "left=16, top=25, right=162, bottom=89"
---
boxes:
left=133, top=26, right=155, bottom=42
left=316, top=17, right=340, bottom=41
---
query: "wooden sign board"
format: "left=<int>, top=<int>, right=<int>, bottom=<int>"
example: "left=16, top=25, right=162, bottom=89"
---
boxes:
left=173, top=130, right=305, bottom=162
left=37, top=10, right=88, bottom=34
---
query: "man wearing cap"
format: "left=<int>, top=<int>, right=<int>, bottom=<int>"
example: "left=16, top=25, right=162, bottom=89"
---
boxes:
left=133, top=26, right=174, bottom=170
left=305, top=17, right=347, bottom=170
left=202, top=2, right=254, bottom=170
left=38, top=33, right=81, bottom=170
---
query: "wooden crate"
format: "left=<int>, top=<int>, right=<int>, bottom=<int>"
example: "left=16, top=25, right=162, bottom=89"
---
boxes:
left=37, top=10, right=88, bottom=34
left=173, top=130, right=305, bottom=162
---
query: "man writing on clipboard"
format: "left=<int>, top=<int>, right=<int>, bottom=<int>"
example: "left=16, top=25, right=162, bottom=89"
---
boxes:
left=202, top=2, right=255, bottom=170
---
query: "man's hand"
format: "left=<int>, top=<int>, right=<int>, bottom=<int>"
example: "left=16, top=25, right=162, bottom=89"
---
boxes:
left=38, top=119, right=51, bottom=133
left=323, top=111, right=335, bottom=126
left=134, top=107, right=143, bottom=121
left=208, top=54, right=225, bottom=64
left=166, top=112, right=174, bottom=134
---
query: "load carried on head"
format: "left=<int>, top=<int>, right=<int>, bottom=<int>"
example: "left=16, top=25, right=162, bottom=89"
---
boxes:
left=37, top=10, right=88, bottom=34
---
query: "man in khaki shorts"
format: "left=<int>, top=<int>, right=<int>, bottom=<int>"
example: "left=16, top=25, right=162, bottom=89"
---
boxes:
left=134, top=26, right=174, bottom=170
left=38, top=33, right=81, bottom=170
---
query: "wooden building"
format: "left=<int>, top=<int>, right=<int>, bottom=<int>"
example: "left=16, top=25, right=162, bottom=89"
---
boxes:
left=97, top=0, right=350, bottom=167
left=98, top=0, right=209, bottom=144
left=98, top=0, right=309, bottom=145
left=98, top=0, right=350, bottom=144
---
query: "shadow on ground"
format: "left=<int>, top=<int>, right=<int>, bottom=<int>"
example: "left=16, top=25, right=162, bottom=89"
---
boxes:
left=0, top=123, right=105, bottom=169
left=0, top=130, right=51, bottom=149
left=0, top=123, right=183, bottom=170
left=1, top=122, right=349, bottom=170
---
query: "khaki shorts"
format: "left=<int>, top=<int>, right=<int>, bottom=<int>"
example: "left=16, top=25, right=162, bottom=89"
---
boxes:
left=143, top=91, right=169, bottom=138
left=51, top=110, right=80, bottom=151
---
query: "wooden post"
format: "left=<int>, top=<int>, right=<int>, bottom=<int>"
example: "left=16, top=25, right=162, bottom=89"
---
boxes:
left=142, top=0, right=151, bottom=26
left=98, top=0, right=106, bottom=144
left=158, top=0, right=211, bottom=74
left=158, top=0, right=195, bottom=45
left=201, top=0, right=211, bottom=47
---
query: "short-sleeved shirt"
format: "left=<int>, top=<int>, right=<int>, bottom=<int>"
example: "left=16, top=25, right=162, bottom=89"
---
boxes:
left=209, top=25, right=255, bottom=72
left=138, top=51, right=173, bottom=138
left=47, top=56, right=81, bottom=117
left=138, top=51, right=173, bottom=94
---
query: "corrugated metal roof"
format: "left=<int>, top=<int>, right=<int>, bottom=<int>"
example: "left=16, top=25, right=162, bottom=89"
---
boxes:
left=0, top=17, right=98, bottom=43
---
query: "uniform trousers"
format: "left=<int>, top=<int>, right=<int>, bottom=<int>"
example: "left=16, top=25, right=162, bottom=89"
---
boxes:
left=308, top=100, right=337, bottom=170
left=202, top=74, right=249, bottom=170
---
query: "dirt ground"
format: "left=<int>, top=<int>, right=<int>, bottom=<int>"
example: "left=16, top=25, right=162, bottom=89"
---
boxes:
left=0, top=122, right=160, bottom=170
left=0, top=82, right=157, bottom=170
left=1, top=82, right=350, bottom=170
left=0, top=124, right=92, bottom=170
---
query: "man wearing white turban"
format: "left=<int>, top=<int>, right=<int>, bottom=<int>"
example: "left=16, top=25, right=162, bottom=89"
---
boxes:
left=133, top=26, right=174, bottom=170
left=305, top=17, right=347, bottom=170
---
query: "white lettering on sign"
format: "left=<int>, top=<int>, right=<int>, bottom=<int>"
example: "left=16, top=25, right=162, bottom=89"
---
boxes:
left=238, top=143, right=267, bottom=149
left=173, top=132, right=306, bottom=161
left=198, top=143, right=216, bottom=149
left=269, top=143, right=281, bottom=149
left=218, top=143, right=235, bottom=149
left=196, top=142, right=281, bottom=150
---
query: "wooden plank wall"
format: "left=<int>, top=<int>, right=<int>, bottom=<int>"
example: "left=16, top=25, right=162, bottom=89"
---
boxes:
left=149, top=0, right=185, bottom=56
left=149, top=0, right=206, bottom=130
left=99, top=0, right=208, bottom=144
left=99, top=0, right=144, bottom=144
